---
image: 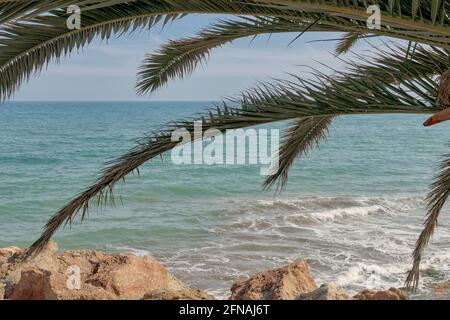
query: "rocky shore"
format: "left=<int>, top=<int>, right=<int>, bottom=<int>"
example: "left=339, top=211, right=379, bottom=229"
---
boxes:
left=0, top=241, right=444, bottom=300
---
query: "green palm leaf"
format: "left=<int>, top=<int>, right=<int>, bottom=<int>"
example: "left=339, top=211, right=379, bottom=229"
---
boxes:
left=406, top=155, right=450, bottom=290
left=136, top=16, right=337, bottom=95
left=263, top=116, right=333, bottom=191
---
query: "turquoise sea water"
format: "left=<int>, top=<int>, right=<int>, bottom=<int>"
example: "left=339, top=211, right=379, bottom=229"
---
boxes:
left=1, top=101, right=450, bottom=298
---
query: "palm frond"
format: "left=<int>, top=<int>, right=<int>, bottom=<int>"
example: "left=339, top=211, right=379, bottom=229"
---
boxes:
left=136, top=16, right=337, bottom=95
left=263, top=116, right=333, bottom=191
left=406, top=155, right=450, bottom=290
left=335, top=32, right=365, bottom=56
left=0, top=0, right=128, bottom=24
left=0, top=0, right=304, bottom=101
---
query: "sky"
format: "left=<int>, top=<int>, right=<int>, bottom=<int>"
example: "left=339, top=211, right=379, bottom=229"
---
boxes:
left=12, top=14, right=352, bottom=101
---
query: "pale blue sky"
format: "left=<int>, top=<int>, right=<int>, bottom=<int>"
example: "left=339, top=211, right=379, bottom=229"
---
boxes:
left=14, top=15, right=353, bottom=101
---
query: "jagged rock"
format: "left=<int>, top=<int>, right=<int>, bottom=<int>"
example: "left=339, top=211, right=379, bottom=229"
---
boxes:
left=230, top=260, right=317, bottom=300
left=85, top=254, right=169, bottom=300
left=0, top=241, right=197, bottom=300
left=1, top=240, right=59, bottom=298
left=143, top=288, right=215, bottom=300
left=353, top=287, right=409, bottom=300
left=427, top=281, right=450, bottom=299
left=0, top=246, right=23, bottom=265
left=0, top=282, right=5, bottom=299
left=8, top=267, right=116, bottom=300
left=296, top=284, right=352, bottom=300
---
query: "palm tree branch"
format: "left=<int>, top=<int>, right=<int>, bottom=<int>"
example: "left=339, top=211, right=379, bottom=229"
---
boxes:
left=263, top=115, right=333, bottom=191
left=406, top=155, right=450, bottom=290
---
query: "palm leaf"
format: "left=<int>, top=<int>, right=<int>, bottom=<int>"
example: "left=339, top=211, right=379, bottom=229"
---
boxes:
left=136, top=16, right=338, bottom=95
left=406, top=155, right=450, bottom=290
left=263, top=116, right=333, bottom=191
left=335, top=32, right=365, bottom=56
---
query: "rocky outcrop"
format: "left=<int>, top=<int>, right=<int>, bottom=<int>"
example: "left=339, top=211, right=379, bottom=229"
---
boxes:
left=143, top=288, right=215, bottom=300
left=297, top=284, right=352, bottom=300
left=230, top=260, right=317, bottom=300
left=353, top=288, right=409, bottom=300
left=0, top=241, right=212, bottom=300
left=427, top=281, right=450, bottom=299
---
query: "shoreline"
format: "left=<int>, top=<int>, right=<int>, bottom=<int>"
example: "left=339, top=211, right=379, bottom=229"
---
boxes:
left=2, top=241, right=447, bottom=300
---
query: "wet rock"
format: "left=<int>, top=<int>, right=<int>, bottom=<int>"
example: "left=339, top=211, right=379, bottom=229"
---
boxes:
left=143, top=288, right=215, bottom=300
left=353, top=287, right=409, bottom=300
left=230, top=261, right=317, bottom=300
left=427, top=281, right=450, bottom=299
left=297, top=284, right=352, bottom=300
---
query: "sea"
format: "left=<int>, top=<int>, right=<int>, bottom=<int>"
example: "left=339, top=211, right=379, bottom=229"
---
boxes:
left=1, top=101, right=450, bottom=299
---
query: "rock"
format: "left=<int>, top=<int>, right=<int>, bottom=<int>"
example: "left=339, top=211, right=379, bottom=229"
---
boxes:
left=85, top=254, right=169, bottom=300
left=8, top=267, right=58, bottom=300
left=0, top=282, right=5, bottom=299
left=0, top=242, right=197, bottom=300
left=0, top=246, right=23, bottom=264
left=353, top=288, right=409, bottom=300
left=143, top=288, right=215, bottom=300
left=427, top=281, right=450, bottom=299
left=8, top=267, right=115, bottom=300
left=1, top=240, right=58, bottom=298
left=297, top=284, right=352, bottom=300
left=230, top=260, right=317, bottom=300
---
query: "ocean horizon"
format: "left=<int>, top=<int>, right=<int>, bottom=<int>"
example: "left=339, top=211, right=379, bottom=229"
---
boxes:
left=2, top=100, right=450, bottom=299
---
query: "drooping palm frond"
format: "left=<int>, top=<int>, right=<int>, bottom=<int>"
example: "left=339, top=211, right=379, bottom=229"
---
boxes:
left=335, top=32, right=365, bottom=55
left=259, top=0, right=450, bottom=30
left=0, top=0, right=128, bottom=24
left=0, top=0, right=304, bottom=101
left=266, top=44, right=448, bottom=191
left=263, top=116, right=333, bottom=191
left=3, top=1, right=450, bottom=101
left=406, top=155, right=450, bottom=290
left=24, top=44, right=442, bottom=258
left=136, top=16, right=339, bottom=95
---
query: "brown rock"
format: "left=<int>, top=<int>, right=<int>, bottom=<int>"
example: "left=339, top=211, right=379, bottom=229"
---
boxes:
left=0, top=282, right=5, bottom=299
left=230, top=261, right=317, bottom=300
left=8, top=267, right=58, bottom=300
left=8, top=267, right=115, bottom=300
left=297, top=284, right=352, bottom=300
left=1, top=242, right=189, bottom=300
left=0, top=246, right=23, bottom=264
left=143, top=288, right=215, bottom=300
left=85, top=254, right=169, bottom=300
left=428, top=281, right=450, bottom=299
left=1, top=240, right=58, bottom=298
left=353, top=287, right=409, bottom=300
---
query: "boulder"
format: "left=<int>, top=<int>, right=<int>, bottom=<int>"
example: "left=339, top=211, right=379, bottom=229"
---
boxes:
left=427, top=281, right=450, bottom=299
left=8, top=267, right=116, bottom=300
left=297, top=284, right=352, bottom=300
left=230, top=260, right=317, bottom=300
left=353, top=287, right=409, bottom=300
left=85, top=254, right=169, bottom=300
left=0, top=246, right=23, bottom=264
left=1, top=240, right=58, bottom=298
left=0, top=241, right=199, bottom=300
